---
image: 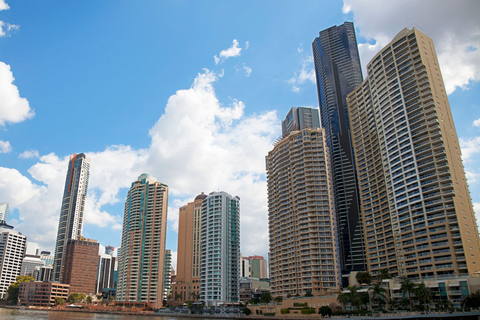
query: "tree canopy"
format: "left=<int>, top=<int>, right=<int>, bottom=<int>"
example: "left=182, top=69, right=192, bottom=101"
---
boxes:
left=6, top=275, right=34, bottom=304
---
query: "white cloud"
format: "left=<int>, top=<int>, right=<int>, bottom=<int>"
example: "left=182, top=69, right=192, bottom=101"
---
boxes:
left=288, top=56, right=316, bottom=92
left=343, top=0, right=480, bottom=94
left=214, top=39, right=242, bottom=65
left=460, top=137, right=480, bottom=162
left=474, top=203, right=480, bottom=229
left=243, top=64, right=252, bottom=77
left=474, top=118, right=480, bottom=127
left=0, top=69, right=280, bottom=259
left=0, top=140, right=11, bottom=153
left=19, top=149, right=39, bottom=159
left=297, top=44, right=303, bottom=54
left=0, top=0, right=9, bottom=11
left=0, top=61, right=34, bottom=126
left=245, top=41, right=249, bottom=50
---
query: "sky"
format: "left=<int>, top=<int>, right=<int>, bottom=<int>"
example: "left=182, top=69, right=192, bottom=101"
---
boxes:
left=0, top=0, right=479, bottom=271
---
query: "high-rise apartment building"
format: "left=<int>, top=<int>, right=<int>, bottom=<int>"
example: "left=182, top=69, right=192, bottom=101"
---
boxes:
left=0, top=202, right=9, bottom=222
left=200, top=191, right=240, bottom=306
left=163, top=249, right=172, bottom=299
left=62, top=237, right=99, bottom=294
left=266, top=112, right=340, bottom=296
left=347, top=27, right=480, bottom=280
left=245, top=255, right=268, bottom=279
left=117, top=174, right=168, bottom=309
left=172, top=193, right=205, bottom=302
left=96, top=252, right=116, bottom=294
left=53, top=153, right=90, bottom=282
left=312, top=22, right=367, bottom=277
left=282, top=107, right=321, bottom=138
left=0, top=221, right=27, bottom=298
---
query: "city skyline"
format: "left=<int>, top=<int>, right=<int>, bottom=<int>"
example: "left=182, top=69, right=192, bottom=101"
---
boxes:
left=1, top=0, right=480, bottom=269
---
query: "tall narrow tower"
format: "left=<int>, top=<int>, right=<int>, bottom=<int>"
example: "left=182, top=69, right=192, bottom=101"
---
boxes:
left=267, top=107, right=340, bottom=297
left=347, top=27, right=480, bottom=279
left=117, top=174, right=168, bottom=309
left=312, top=22, right=367, bottom=278
left=200, top=191, right=240, bottom=306
left=53, top=153, right=90, bottom=282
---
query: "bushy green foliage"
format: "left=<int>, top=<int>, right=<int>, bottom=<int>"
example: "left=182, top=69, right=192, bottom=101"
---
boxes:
left=6, top=275, right=35, bottom=304
left=300, top=308, right=315, bottom=314
left=264, top=313, right=275, bottom=316
left=293, top=302, right=307, bottom=307
left=280, top=308, right=289, bottom=314
left=318, top=305, right=332, bottom=316
left=68, top=292, right=86, bottom=303
left=242, top=307, right=252, bottom=315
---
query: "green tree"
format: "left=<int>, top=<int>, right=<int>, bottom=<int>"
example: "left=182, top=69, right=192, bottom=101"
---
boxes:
left=369, top=282, right=387, bottom=310
left=6, top=275, right=35, bottom=304
left=274, top=296, right=283, bottom=303
left=348, top=285, right=362, bottom=311
left=318, top=305, right=332, bottom=316
left=68, top=292, right=86, bottom=303
left=337, top=291, right=349, bottom=310
left=462, top=290, right=480, bottom=310
left=356, top=271, right=372, bottom=285
left=400, top=278, right=416, bottom=311
left=259, top=291, right=272, bottom=304
left=378, top=269, right=392, bottom=282
left=86, top=295, right=93, bottom=303
left=414, top=282, right=432, bottom=310
left=305, top=290, right=313, bottom=297
left=54, top=297, right=65, bottom=306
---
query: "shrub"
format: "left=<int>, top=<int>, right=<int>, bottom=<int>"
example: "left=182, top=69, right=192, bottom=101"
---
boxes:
left=264, top=313, right=275, bottom=316
left=280, top=309, right=289, bottom=314
left=319, top=306, right=332, bottom=316
left=301, top=308, right=316, bottom=314
left=293, top=302, right=308, bottom=307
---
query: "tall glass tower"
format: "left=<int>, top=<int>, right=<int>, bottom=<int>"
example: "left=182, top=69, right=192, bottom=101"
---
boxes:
left=53, top=153, right=90, bottom=282
left=312, top=22, right=367, bottom=278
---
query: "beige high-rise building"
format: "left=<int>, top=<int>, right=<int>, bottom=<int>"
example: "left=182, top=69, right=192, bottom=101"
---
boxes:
left=171, top=193, right=205, bottom=302
left=347, top=27, right=480, bottom=280
left=267, top=116, right=340, bottom=297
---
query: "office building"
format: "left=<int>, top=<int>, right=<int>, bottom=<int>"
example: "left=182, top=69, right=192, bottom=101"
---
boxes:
left=35, top=265, right=53, bottom=282
left=53, top=153, right=91, bottom=282
left=117, top=174, right=168, bottom=309
left=240, top=254, right=251, bottom=278
left=105, top=245, right=114, bottom=256
left=40, top=251, right=54, bottom=267
left=96, top=252, right=116, bottom=294
left=200, top=191, right=240, bottom=306
left=312, top=22, right=367, bottom=278
left=282, top=107, right=320, bottom=138
left=0, top=202, right=8, bottom=221
left=346, top=27, right=480, bottom=279
left=163, top=249, right=172, bottom=299
left=245, top=255, right=268, bottom=279
left=266, top=114, right=340, bottom=296
left=0, top=221, right=27, bottom=298
left=62, top=237, right=99, bottom=294
left=21, top=255, right=44, bottom=277
left=18, top=282, right=70, bottom=307
left=171, top=193, right=205, bottom=302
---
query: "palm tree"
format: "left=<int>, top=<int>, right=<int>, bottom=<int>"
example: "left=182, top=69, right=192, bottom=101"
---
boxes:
left=378, top=269, right=392, bottom=282
left=337, top=291, right=349, bottom=310
left=400, top=278, right=416, bottom=311
left=414, top=282, right=432, bottom=311
left=348, top=285, right=362, bottom=311
left=369, top=283, right=387, bottom=311
left=356, top=271, right=372, bottom=285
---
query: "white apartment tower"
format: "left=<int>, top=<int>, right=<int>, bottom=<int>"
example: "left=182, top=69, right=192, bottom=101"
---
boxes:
left=0, top=222, right=27, bottom=298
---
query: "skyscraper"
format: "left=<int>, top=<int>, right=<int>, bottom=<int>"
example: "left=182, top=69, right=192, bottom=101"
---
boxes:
left=312, top=22, right=367, bottom=278
left=267, top=110, right=340, bottom=296
left=96, top=252, right=116, bottom=294
left=172, top=193, right=205, bottom=302
left=117, top=174, right=168, bottom=309
left=0, top=221, right=27, bottom=298
left=347, top=27, right=480, bottom=279
left=200, top=191, right=240, bottom=306
left=53, top=153, right=90, bottom=282
left=0, top=202, right=8, bottom=222
left=163, top=249, right=172, bottom=300
left=282, top=107, right=321, bottom=138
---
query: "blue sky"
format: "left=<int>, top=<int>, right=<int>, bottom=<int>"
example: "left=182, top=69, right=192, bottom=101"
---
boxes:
left=0, top=0, right=479, bottom=268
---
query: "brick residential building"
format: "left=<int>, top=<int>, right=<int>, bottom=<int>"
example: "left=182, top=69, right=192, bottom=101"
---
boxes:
left=18, top=281, right=70, bottom=307
left=62, top=237, right=99, bottom=294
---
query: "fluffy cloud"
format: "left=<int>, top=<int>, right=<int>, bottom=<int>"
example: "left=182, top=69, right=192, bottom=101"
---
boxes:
left=460, top=137, right=480, bottom=162
left=0, top=0, right=9, bottom=11
left=288, top=56, right=316, bottom=92
left=474, top=118, right=480, bottom=127
left=19, top=149, right=39, bottom=159
left=214, top=39, right=242, bottom=65
left=0, top=140, right=11, bottom=153
left=243, top=64, right=252, bottom=77
left=1, top=69, right=280, bottom=259
left=0, top=61, right=34, bottom=126
left=474, top=203, right=480, bottom=230
left=343, top=0, right=480, bottom=94
left=0, top=1, right=19, bottom=38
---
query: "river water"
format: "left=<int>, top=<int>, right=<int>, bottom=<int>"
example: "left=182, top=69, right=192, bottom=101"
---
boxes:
left=0, top=308, right=232, bottom=320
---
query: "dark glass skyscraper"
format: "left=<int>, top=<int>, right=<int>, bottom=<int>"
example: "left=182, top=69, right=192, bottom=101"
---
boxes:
left=312, top=22, right=366, bottom=279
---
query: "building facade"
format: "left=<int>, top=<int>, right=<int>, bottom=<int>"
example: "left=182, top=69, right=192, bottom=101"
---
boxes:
left=61, top=237, right=99, bottom=294
left=282, top=107, right=321, bottom=138
left=267, top=117, right=340, bottom=296
left=117, top=174, right=168, bottom=309
left=96, top=252, right=116, bottom=294
left=53, top=153, right=91, bottom=282
left=0, top=222, right=27, bottom=298
left=163, top=249, right=172, bottom=300
left=347, top=27, right=480, bottom=280
left=312, top=22, right=367, bottom=278
left=200, top=191, right=240, bottom=306
left=171, top=193, right=205, bottom=303
left=0, top=202, right=8, bottom=222
left=21, top=256, right=44, bottom=277
left=18, top=282, right=70, bottom=307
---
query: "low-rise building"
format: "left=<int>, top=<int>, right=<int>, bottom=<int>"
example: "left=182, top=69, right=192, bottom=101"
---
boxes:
left=18, top=281, right=70, bottom=307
